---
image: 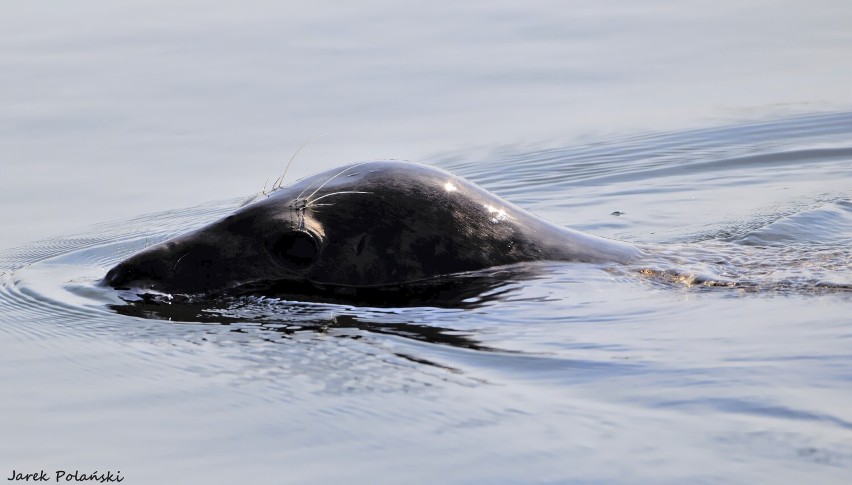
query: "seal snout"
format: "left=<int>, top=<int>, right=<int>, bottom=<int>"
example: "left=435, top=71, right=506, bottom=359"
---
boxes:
left=102, top=256, right=170, bottom=290
left=102, top=236, right=238, bottom=294
left=102, top=242, right=186, bottom=291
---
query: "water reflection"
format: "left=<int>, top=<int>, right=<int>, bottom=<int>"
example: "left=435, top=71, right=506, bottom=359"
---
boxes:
left=109, top=295, right=505, bottom=353
left=106, top=265, right=547, bottom=351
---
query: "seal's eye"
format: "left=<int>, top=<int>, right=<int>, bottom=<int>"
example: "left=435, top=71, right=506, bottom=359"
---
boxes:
left=271, top=232, right=319, bottom=270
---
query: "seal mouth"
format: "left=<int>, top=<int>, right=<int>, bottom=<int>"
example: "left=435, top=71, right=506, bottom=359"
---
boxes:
left=269, top=230, right=320, bottom=272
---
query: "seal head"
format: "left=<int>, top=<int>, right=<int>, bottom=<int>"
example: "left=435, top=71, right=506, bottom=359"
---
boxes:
left=103, top=161, right=641, bottom=297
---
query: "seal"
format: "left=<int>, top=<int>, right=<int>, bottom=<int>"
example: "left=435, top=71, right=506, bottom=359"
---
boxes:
left=102, top=161, right=642, bottom=299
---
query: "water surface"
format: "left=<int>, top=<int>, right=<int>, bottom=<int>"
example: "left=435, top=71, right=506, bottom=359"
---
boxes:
left=3, top=112, right=852, bottom=483
left=2, top=1, right=852, bottom=484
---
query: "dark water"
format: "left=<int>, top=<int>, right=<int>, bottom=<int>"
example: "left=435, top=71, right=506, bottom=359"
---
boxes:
left=2, top=112, right=851, bottom=483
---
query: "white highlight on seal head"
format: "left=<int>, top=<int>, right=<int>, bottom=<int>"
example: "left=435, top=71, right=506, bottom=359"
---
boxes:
left=443, top=181, right=458, bottom=193
left=484, top=204, right=509, bottom=223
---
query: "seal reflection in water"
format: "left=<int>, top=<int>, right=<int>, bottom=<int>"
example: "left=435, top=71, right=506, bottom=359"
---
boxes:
left=102, top=161, right=642, bottom=303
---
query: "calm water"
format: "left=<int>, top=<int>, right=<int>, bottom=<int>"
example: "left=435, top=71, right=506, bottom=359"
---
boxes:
left=2, top=1, right=852, bottom=484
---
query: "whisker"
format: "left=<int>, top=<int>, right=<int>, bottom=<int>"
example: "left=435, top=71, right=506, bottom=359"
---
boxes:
left=238, top=193, right=262, bottom=208
left=237, top=176, right=272, bottom=208
left=295, top=179, right=318, bottom=201
left=273, top=134, right=325, bottom=191
left=173, top=251, right=190, bottom=272
left=308, top=191, right=372, bottom=206
left=295, top=182, right=315, bottom=201
left=303, top=162, right=368, bottom=201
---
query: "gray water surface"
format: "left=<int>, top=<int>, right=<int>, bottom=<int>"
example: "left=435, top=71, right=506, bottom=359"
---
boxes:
left=3, top=112, right=852, bottom=484
left=2, top=0, right=851, bottom=248
left=2, top=1, right=852, bottom=484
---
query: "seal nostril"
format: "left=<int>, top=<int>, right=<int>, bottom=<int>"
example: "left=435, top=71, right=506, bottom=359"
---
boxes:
left=271, top=231, right=319, bottom=270
left=356, top=233, right=368, bottom=256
